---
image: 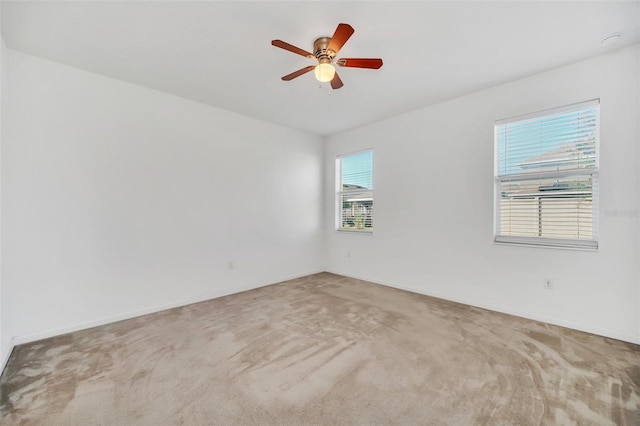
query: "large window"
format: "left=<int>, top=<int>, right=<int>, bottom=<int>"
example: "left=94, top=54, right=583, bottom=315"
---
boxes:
left=494, top=100, right=599, bottom=249
left=337, top=150, right=373, bottom=232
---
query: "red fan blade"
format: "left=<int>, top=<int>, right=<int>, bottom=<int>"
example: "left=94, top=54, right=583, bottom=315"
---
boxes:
left=281, top=65, right=316, bottom=81
left=326, top=23, right=354, bottom=55
left=337, top=58, right=383, bottom=69
left=330, top=72, right=344, bottom=90
left=271, top=40, right=314, bottom=58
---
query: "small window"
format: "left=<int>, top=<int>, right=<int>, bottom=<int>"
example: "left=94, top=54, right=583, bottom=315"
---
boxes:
left=494, top=100, right=599, bottom=250
left=337, top=150, right=373, bottom=232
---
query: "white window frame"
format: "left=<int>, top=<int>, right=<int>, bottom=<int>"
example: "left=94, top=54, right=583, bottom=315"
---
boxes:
left=336, top=149, right=374, bottom=233
left=494, top=100, right=599, bottom=250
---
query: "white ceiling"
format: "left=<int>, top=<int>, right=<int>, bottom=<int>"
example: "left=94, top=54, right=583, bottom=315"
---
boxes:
left=2, top=1, right=639, bottom=136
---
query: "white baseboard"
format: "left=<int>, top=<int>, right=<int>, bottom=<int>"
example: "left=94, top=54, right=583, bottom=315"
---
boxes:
left=5, top=268, right=636, bottom=368
left=326, top=270, right=640, bottom=345
left=0, top=338, right=16, bottom=377
left=9, top=269, right=324, bottom=348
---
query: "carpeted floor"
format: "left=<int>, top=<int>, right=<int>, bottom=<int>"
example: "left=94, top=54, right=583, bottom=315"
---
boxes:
left=1, top=272, right=639, bottom=425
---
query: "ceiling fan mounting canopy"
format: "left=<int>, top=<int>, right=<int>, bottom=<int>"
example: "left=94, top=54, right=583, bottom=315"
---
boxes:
left=271, top=23, right=383, bottom=90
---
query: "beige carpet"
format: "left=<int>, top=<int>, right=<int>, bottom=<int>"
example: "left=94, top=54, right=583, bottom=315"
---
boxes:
left=1, top=272, right=639, bottom=425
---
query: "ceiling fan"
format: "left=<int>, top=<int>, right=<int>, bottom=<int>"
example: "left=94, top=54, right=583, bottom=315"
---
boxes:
left=271, top=23, right=383, bottom=90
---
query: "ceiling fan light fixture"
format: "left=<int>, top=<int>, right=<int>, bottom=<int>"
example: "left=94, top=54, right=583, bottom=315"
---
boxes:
left=314, top=63, right=335, bottom=82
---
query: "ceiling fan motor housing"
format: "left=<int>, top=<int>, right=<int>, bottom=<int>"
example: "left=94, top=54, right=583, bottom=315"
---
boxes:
left=313, top=37, right=335, bottom=64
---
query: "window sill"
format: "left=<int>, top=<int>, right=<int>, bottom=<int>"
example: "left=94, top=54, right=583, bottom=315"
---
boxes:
left=494, top=238, right=598, bottom=252
left=336, top=229, right=373, bottom=235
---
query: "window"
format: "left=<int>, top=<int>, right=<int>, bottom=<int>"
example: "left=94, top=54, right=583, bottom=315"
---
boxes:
left=337, top=150, right=373, bottom=232
left=494, top=100, right=599, bottom=249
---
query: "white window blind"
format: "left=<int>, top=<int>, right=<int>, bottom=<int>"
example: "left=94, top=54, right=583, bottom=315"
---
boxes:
left=337, top=150, right=373, bottom=232
left=494, top=100, right=599, bottom=249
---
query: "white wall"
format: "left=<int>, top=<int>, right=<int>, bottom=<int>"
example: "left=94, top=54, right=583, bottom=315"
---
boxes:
left=324, top=45, right=640, bottom=344
left=1, top=43, right=638, bottom=353
left=0, top=8, right=5, bottom=364
left=2, top=50, right=324, bottom=345
left=637, top=46, right=640, bottom=345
